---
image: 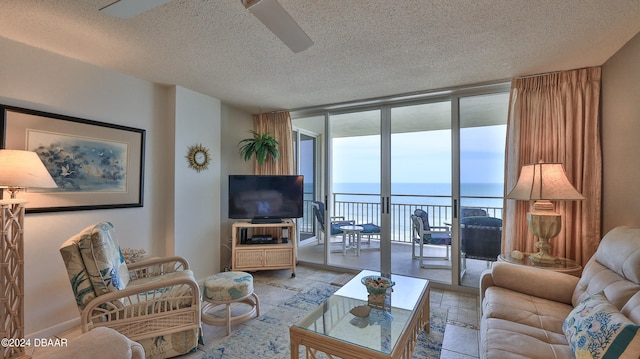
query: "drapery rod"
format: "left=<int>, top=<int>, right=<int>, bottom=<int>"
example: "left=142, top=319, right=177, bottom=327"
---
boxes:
left=255, top=110, right=289, bottom=116
left=517, top=66, right=599, bottom=79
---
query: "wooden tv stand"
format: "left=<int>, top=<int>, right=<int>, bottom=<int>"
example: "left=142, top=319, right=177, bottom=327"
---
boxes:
left=231, top=220, right=297, bottom=277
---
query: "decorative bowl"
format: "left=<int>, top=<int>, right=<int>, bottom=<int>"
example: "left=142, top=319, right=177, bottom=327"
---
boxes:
left=361, top=275, right=395, bottom=295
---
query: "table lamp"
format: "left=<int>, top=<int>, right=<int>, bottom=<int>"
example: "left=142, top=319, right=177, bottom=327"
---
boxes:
left=0, top=149, right=57, bottom=359
left=506, top=161, right=584, bottom=264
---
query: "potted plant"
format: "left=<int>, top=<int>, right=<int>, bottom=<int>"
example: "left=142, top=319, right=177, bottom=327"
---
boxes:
left=238, top=130, right=280, bottom=164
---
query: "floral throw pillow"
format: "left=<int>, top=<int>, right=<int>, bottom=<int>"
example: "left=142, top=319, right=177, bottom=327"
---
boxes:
left=78, top=222, right=130, bottom=295
left=563, top=292, right=640, bottom=358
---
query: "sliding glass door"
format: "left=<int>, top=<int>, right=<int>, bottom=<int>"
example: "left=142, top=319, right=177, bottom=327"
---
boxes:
left=328, top=110, right=382, bottom=272
left=292, top=116, right=324, bottom=265
left=458, top=93, right=508, bottom=287
left=390, top=100, right=453, bottom=284
left=292, top=84, right=509, bottom=289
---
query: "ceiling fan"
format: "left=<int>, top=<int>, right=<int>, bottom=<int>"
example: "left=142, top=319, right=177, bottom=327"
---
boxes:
left=100, top=0, right=314, bottom=53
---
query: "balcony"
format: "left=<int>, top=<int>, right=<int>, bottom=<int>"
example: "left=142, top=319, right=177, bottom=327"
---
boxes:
left=297, top=192, right=503, bottom=288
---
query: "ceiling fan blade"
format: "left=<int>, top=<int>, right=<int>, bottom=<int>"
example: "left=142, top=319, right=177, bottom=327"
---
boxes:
left=100, top=0, right=172, bottom=19
left=241, top=0, right=314, bottom=53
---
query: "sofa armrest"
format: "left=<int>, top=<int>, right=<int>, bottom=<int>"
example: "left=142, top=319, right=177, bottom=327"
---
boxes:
left=482, top=261, right=579, bottom=305
left=479, top=268, right=495, bottom=305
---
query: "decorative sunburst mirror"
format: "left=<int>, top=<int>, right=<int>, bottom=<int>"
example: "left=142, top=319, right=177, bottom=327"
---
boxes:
left=186, top=144, right=211, bottom=172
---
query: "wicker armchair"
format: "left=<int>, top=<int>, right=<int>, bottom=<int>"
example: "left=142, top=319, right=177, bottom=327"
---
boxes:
left=60, top=222, right=201, bottom=359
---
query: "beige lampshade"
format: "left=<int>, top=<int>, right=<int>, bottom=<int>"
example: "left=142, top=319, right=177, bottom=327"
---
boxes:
left=507, top=162, right=584, bottom=201
left=0, top=149, right=57, bottom=191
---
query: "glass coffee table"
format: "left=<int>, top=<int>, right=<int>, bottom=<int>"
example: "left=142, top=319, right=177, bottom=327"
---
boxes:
left=290, top=270, right=430, bottom=359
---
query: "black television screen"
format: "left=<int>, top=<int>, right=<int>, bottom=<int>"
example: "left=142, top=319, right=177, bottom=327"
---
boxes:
left=228, top=175, right=304, bottom=223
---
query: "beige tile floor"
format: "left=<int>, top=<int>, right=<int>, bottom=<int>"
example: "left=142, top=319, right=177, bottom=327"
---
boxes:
left=43, top=265, right=481, bottom=358
left=189, top=265, right=481, bottom=358
left=298, top=238, right=490, bottom=289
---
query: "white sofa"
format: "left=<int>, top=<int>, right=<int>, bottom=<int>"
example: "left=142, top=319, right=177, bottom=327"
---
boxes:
left=480, top=226, right=640, bottom=358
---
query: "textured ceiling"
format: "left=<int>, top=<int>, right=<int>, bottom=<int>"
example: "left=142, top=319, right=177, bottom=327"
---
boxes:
left=1, top=0, right=639, bottom=113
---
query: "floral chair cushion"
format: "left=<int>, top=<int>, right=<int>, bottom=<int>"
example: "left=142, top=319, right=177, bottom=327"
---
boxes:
left=77, top=222, right=130, bottom=296
left=563, top=291, right=640, bottom=358
left=203, top=271, right=254, bottom=302
left=137, top=329, right=199, bottom=359
left=60, top=227, right=98, bottom=311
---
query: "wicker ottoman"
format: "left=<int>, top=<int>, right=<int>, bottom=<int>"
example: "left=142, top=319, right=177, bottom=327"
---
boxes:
left=201, top=271, right=260, bottom=335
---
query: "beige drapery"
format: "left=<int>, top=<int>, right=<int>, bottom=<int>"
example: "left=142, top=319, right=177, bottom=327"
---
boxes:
left=503, top=67, right=602, bottom=266
left=253, top=111, right=294, bottom=175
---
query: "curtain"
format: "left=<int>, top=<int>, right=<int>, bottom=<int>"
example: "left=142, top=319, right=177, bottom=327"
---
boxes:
left=253, top=111, right=294, bottom=175
left=503, top=67, right=602, bottom=266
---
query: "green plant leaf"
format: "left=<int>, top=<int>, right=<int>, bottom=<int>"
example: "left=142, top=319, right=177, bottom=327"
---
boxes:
left=238, top=130, right=280, bottom=164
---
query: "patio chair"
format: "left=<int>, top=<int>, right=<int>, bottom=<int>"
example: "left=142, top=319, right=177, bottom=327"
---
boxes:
left=411, top=209, right=452, bottom=268
left=461, top=207, right=487, bottom=217
left=311, top=201, right=381, bottom=246
left=311, top=201, right=353, bottom=244
left=460, top=216, right=502, bottom=266
left=60, top=222, right=201, bottom=359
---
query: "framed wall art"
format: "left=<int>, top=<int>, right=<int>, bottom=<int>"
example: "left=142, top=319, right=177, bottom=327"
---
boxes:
left=1, top=105, right=145, bottom=213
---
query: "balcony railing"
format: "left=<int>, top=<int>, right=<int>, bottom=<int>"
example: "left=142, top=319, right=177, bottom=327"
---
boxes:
left=300, top=192, right=503, bottom=243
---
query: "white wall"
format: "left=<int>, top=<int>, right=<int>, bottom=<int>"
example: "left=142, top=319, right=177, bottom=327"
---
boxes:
left=602, top=32, right=640, bottom=233
left=172, top=86, right=222, bottom=278
left=0, top=37, right=223, bottom=336
left=219, top=104, right=253, bottom=268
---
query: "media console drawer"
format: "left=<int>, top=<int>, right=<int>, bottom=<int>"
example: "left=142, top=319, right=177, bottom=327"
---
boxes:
left=264, top=248, right=293, bottom=266
left=234, top=246, right=293, bottom=269
left=234, top=249, right=263, bottom=268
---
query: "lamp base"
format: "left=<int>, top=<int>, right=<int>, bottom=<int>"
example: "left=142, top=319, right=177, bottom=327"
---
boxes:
left=529, top=237, right=560, bottom=264
left=527, top=206, right=562, bottom=265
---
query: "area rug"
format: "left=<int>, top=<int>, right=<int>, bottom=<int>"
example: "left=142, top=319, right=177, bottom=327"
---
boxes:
left=200, top=282, right=447, bottom=359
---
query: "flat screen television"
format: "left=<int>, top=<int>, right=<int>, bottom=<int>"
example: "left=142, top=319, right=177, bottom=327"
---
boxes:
left=228, top=175, right=304, bottom=223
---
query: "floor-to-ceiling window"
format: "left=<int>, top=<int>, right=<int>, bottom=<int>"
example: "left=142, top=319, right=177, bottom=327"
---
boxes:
left=390, top=100, right=453, bottom=284
left=458, top=93, right=509, bottom=287
left=329, top=109, right=382, bottom=271
left=292, top=116, right=324, bottom=264
left=293, top=83, right=509, bottom=290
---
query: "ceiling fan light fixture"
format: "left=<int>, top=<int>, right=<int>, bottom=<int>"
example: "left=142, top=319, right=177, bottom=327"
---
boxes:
left=100, top=0, right=173, bottom=19
left=241, top=0, right=314, bottom=53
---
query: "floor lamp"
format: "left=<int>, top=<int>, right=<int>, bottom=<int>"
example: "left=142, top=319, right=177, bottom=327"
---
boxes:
left=0, top=150, right=57, bottom=359
left=507, top=161, right=585, bottom=264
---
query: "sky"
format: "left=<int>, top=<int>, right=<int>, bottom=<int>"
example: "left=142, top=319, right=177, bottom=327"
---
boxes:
left=330, top=124, right=506, bottom=185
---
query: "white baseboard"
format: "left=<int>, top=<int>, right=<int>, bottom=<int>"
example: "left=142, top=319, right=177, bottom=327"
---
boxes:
left=26, top=317, right=80, bottom=340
